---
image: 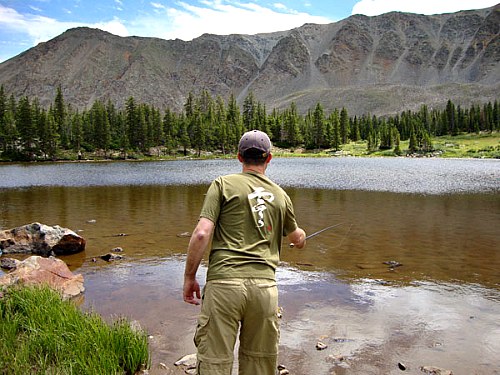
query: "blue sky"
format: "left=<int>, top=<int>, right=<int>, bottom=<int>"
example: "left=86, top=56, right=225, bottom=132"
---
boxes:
left=0, top=0, right=498, bottom=62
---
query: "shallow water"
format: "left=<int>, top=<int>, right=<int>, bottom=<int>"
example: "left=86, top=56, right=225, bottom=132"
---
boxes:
left=1, top=158, right=499, bottom=374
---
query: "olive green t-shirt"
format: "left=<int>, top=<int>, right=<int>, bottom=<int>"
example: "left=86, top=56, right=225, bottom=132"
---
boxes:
left=200, top=171, right=298, bottom=281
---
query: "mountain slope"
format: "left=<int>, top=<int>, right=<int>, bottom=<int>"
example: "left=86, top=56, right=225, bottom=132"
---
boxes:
left=0, top=4, right=498, bottom=116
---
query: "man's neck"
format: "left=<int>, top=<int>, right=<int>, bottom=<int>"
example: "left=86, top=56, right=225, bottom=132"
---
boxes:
left=242, top=164, right=266, bottom=175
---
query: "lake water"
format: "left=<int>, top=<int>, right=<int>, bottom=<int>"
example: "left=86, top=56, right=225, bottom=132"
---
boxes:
left=1, top=158, right=499, bottom=374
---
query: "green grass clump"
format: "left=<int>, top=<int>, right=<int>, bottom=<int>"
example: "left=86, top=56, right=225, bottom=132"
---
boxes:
left=0, top=285, right=149, bottom=375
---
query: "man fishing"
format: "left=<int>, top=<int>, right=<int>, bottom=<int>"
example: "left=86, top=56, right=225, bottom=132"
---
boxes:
left=183, top=129, right=306, bottom=375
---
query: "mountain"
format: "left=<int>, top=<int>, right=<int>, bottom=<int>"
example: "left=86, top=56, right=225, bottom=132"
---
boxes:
left=0, top=4, right=498, bottom=116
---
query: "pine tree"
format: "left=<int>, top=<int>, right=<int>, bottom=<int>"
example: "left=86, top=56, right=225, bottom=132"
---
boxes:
left=446, top=99, right=457, bottom=135
left=163, top=108, right=177, bottom=154
left=91, top=101, right=110, bottom=154
left=340, top=107, right=350, bottom=144
left=53, top=86, right=67, bottom=148
left=226, top=93, right=242, bottom=148
left=177, top=114, right=191, bottom=156
left=284, top=102, right=302, bottom=147
left=329, top=110, right=341, bottom=151
left=215, top=95, right=229, bottom=154
left=350, top=116, right=361, bottom=142
left=393, top=129, right=402, bottom=156
left=242, top=92, right=256, bottom=131
left=312, top=103, right=326, bottom=150
left=16, top=96, right=36, bottom=159
left=408, top=126, right=417, bottom=153
left=71, top=112, right=83, bottom=156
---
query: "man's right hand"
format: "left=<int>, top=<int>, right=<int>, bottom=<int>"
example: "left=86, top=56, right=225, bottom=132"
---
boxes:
left=183, top=277, right=201, bottom=305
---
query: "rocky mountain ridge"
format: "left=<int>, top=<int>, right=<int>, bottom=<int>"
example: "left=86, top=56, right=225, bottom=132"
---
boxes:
left=0, top=4, right=498, bottom=116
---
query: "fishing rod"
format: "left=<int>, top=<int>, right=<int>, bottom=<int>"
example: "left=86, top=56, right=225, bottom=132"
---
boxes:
left=289, top=223, right=343, bottom=248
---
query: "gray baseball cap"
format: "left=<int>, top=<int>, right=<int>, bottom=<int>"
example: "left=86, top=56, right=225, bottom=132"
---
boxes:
left=238, top=130, right=272, bottom=156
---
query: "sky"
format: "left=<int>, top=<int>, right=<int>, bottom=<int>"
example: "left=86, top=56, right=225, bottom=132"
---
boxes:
left=0, top=0, right=498, bottom=63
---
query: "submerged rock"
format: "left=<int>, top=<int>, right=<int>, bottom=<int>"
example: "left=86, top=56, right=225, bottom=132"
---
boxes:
left=0, top=257, right=20, bottom=270
left=100, top=252, right=124, bottom=262
left=0, top=222, right=86, bottom=256
left=0, top=255, right=84, bottom=299
left=420, top=366, right=453, bottom=375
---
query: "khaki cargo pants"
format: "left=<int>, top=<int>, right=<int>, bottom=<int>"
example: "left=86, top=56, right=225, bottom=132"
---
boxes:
left=194, top=278, right=279, bottom=375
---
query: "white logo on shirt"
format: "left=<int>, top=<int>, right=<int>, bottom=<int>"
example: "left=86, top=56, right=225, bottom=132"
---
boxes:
left=248, top=187, right=275, bottom=228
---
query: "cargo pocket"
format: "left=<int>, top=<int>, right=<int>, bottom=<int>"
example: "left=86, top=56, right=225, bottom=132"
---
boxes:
left=193, top=313, right=210, bottom=353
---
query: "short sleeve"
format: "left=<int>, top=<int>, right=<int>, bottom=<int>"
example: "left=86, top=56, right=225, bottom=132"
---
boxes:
left=283, top=192, right=298, bottom=236
left=199, top=178, right=223, bottom=224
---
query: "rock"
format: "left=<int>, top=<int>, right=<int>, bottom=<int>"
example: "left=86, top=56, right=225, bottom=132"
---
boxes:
left=420, top=366, right=453, bottom=375
left=174, top=353, right=197, bottom=368
left=100, top=253, right=124, bottom=262
left=0, top=222, right=86, bottom=256
left=316, top=341, right=328, bottom=350
left=277, top=364, right=289, bottom=374
left=398, top=362, right=407, bottom=370
left=383, top=260, right=403, bottom=268
left=0, top=255, right=84, bottom=299
left=327, top=354, right=346, bottom=363
left=0, top=257, right=21, bottom=270
left=277, top=306, right=284, bottom=318
left=176, top=232, right=191, bottom=238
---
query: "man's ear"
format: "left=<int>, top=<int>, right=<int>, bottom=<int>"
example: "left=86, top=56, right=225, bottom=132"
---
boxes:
left=266, top=153, right=273, bottom=163
left=238, top=153, right=244, bottom=163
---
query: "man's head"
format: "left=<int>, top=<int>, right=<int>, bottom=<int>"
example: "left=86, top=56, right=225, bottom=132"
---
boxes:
left=238, top=130, right=272, bottom=165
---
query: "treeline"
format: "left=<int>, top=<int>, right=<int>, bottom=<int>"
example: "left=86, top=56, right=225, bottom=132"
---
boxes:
left=0, top=85, right=498, bottom=161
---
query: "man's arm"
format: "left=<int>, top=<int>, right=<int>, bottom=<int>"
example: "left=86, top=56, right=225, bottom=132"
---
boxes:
left=183, top=217, right=215, bottom=305
left=288, top=227, right=306, bottom=249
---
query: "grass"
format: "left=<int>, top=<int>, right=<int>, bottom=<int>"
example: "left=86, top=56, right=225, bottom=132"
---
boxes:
left=0, top=285, right=150, bottom=375
left=432, top=132, right=500, bottom=158
left=286, top=132, right=500, bottom=159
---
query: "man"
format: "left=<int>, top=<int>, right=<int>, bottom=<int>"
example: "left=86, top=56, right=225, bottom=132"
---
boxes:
left=183, top=129, right=306, bottom=375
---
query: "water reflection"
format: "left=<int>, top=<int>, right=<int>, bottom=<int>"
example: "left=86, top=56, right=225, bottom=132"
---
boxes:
left=1, top=185, right=499, bottom=289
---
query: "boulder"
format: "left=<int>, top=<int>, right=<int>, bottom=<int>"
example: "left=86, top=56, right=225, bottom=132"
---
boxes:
left=0, top=222, right=86, bottom=256
left=0, top=255, right=84, bottom=299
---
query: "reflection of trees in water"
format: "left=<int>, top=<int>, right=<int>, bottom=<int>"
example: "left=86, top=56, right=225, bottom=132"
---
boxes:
left=282, top=189, right=499, bottom=288
left=1, top=182, right=498, bottom=288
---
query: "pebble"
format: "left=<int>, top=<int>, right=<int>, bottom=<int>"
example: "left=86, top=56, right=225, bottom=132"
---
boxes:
left=100, top=253, right=124, bottom=261
left=327, top=354, right=346, bottom=363
left=278, top=364, right=289, bottom=375
left=383, top=260, right=403, bottom=268
left=316, top=341, right=328, bottom=350
left=420, top=366, right=453, bottom=375
left=174, top=353, right=197, bottom=368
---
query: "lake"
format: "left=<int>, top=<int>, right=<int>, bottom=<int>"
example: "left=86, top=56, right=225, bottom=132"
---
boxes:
left=1, top=157, right=499, bottom=374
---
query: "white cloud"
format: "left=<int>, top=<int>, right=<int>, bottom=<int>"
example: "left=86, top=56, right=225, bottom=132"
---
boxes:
left=151, top=2, right=167, bottom=10
left=95, top=18, right=129, bottom=36
left=0, top=4, right=128, bottom=49
left=352, top=0, right=499, bottom=16
left=129, top=0, right=331, bottom=41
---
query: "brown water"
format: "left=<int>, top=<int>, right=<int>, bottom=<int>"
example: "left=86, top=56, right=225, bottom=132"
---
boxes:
left=1, top=159, right=499, bottom=374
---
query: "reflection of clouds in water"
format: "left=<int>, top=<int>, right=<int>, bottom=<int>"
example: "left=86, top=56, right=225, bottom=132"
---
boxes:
left=354, top=280, right=500, bottom=370
left=276, top=265, right=331, bottom=286
left=279, top=277, right=500, bottom=372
